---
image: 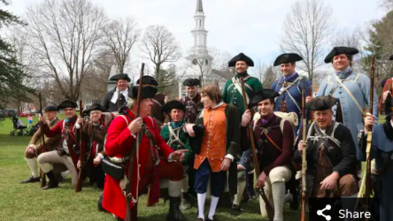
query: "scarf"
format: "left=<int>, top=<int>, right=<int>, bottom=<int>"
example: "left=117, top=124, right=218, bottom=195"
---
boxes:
left=283, top=72, right=297, bottom=81
left=336, top=67, right=352, bottom=80
left=65, top=115, right=77, bottom=124
left=171, top=119, right=185, bottom=129
left=260, top=113, right=274, bottom=126
left=110, top=87, right=128, bottom=104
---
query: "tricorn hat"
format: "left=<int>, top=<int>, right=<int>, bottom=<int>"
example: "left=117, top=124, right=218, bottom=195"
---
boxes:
left=44, top=105, right=57, bottom=112
left=324, top=47, right=359, bottom=63
left=57, top=100, right=78, bottom=111
left=228, top=53, right=254, bottom=67
left=161, top=100, right=186, bottom=114
left=183, top=78, right=200, bottom=87
left=273, top=53, right=303, bottom=66
left=82, top=103, right=107, bottom=115
left=110, top=73, right=131, bottom=82
left=306, top=96, right=338, bottom=111
left=128, top=76, right=158, bottom=99
left=248, top=89, right=279, bottom=109
left=389, top=54, right=393, bottom=60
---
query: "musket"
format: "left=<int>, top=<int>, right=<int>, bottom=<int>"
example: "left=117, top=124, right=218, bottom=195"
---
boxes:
left=300, top=78, right=307, bottom=221
left=38, top=93, right=47, bottom=188
left=357, top=57, right=375, bottom=220
left=240, top=77, right=274, bottom=221
left=125, top=63, right=145, bottom=221
left=308, top=87, right=313, bottom=122
left=75, top=100, right=84, bottom=192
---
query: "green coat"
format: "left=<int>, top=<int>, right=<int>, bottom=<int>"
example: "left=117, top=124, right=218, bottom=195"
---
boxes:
left=160, top=122, right=193, bottom=166
left=222, top=73, right=263, bottom=115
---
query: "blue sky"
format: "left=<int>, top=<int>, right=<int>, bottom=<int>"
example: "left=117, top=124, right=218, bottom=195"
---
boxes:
left=4, top=0, right=388, bottom=71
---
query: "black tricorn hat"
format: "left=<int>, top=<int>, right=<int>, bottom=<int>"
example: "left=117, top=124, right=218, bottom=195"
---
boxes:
left=44, top=105, right=57, bottom=112
left=161, top=100, right=186, bottom=114
left=228, top=53, right=254, bottom=67
left=306, top=96, right=338, bottom=111
left=57, top=100, right=78, bottom=111
left=129, top=76, right=158, bottom=99
left=110, top=73, right=131, bottom=82
left=384, top=93, right=393, bottom=116
left=248, top=89, right=279, bottom=109
left=390, top=54, right=393, bottom=60
left=324, top=47, right=359, bottom=63
left=82, top=103, right=107, bottom=115
left=273, top=53, right=303, bottom=66
left=381, top=78, right=388, bottom=89
left=183, top=78, right=200, bottom=87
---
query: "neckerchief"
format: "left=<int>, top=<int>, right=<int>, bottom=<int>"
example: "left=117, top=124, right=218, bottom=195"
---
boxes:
left=336, top=67, right=352, bottom=80
left=235, top=72, right=249, bottom=79
left=283, top=72, right=297, bottom=81
left=171, top=119, right=184, bottom=129
left=260, top=114, right=274, bottom=126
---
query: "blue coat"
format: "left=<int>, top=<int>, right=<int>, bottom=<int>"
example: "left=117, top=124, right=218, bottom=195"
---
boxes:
left=271, top=73, right=311, bottom=135
left=317, top=70, right=379, bottom=158
left=358, top=122, right=393, bottom=221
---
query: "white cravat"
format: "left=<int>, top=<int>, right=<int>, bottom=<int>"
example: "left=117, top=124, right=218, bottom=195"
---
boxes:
left=110, top=87, right=128, bottom=104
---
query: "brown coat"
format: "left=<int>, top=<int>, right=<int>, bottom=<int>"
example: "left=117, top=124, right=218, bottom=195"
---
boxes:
left=27, top=117, right=62, bottom=156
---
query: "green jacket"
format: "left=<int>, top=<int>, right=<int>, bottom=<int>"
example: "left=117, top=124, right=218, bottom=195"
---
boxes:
left=222, top=73, right=263, bottom=115
left=160, top=121, right=193, bottom=166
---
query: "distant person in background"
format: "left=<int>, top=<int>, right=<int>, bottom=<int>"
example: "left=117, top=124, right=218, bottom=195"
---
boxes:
left=28, top=115, right=33, bottom=127
left=102, top=73, right=130, bottom=112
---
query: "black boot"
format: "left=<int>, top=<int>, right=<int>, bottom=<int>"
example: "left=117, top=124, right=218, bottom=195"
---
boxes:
left=166, top=197, right=188, bottom=221
left=230, top=204, right=241, bottom=216
left=21, top=175, right=40, bottom=184
left=41, top=171, right=59, bottom=190
left=217, top=192, right=232, bottom=208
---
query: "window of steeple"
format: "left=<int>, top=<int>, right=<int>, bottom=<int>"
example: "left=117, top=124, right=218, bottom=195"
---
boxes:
left=199, top=20, right=201, bottom=27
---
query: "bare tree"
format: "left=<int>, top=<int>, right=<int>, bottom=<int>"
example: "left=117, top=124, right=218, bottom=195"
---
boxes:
left=262, top=65, right=279, bottom=89
left=24, top=0, right=107, bottom=101
left=140, top=25, right=181, bottom=88
left=280, top=0, right=334, bottom=84
left=103, top=17, right=140, bottom=74
left=251, top=60, right=267, bottom=82
left=186, top=47, right=232, bottom=86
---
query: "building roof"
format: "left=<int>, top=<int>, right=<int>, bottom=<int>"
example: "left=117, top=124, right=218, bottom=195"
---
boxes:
left=196, top=0, right=203, bottom=12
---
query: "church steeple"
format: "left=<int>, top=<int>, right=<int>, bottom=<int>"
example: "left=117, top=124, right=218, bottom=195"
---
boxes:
left=196, top=0, right=203, bottom=12
left=192, top=0, right=207, bottom=49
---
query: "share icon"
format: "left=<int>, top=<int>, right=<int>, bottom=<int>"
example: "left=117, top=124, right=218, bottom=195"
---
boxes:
left=317, top=204, right=332, bottom=221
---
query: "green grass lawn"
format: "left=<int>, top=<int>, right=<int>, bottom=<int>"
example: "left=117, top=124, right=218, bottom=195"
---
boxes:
left=0, top=115, right=386, bottom=221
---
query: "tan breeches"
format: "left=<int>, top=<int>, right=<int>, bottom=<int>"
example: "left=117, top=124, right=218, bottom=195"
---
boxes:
left=37, top=150, right=78, bottom=187
left=259, top=166, right=292, bottom=217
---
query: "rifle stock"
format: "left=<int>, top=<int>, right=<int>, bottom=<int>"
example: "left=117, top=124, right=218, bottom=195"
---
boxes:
left=75, top=100, right=84, bottom=192
left=240, top=77, right=274, bottom=221
left=125, top=63, right=145, bottom=221
left=301, top=78, right=307, bottom=221
left=39, top=93, right=47, bottom=188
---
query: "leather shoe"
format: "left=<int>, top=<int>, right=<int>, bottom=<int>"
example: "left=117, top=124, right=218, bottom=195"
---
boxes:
left=21, top=175, right=40, bottom=184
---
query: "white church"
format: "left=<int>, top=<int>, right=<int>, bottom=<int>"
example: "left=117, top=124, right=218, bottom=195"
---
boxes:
left=178, top=0, right=231, bottom=99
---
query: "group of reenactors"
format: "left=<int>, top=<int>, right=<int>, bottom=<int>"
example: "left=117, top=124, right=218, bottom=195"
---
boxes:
left=20, top=48, right=393, bottom=221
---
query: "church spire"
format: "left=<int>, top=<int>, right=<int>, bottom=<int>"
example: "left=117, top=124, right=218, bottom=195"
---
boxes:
left=196, top=0, right=203, bottom=12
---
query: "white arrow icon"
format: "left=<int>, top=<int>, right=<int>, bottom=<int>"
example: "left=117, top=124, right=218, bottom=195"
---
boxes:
left=317, top=204, right=331, bottom=221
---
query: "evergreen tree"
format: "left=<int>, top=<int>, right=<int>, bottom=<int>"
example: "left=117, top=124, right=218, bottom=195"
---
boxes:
left=0, top=0, right=32, bottom=109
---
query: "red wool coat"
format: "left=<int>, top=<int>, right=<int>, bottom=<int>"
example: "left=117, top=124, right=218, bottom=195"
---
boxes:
left=41, top=116, right=79, bottom=169
left=102, top=109, right=174, bottom=219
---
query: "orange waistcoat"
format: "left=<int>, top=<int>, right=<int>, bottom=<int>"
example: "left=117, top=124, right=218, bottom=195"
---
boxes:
left=194, top=103, right=227, bottom=172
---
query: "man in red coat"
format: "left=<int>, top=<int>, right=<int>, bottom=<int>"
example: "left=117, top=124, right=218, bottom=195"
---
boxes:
left=102, top=76, right=189, bottom=221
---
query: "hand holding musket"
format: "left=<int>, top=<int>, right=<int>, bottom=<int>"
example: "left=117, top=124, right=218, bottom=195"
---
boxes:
left=125, top=63, right=145, bottom=221
left=239, top=77, right=274, bottom=221
left=39, top=93, right=47, bottom=188
left=75, top=100, right=85, bottom=192
left=301, top=78, right=307, bottom=221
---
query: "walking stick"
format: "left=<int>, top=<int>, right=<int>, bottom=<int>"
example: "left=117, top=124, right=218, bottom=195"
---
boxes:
left=300, top=79, right=307, bottom=221
left=38, top=93, right=47, bottom=188
left=356, top=57, right=375, bottom=220
left=125, top=63, right=145, bottom=221
left=240, top=77, right=274, bottom=221
left=75, top=100, right=85, bottom=192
